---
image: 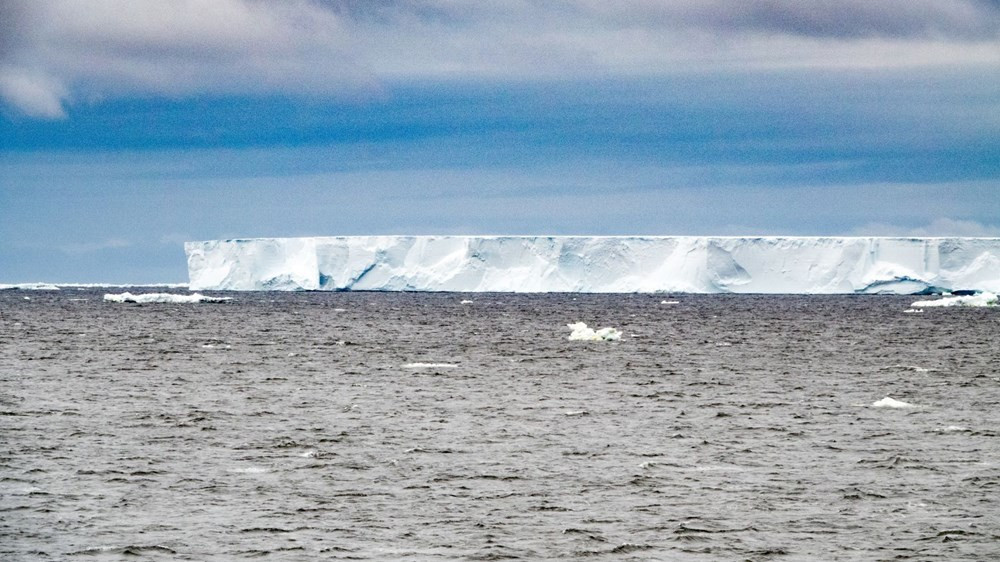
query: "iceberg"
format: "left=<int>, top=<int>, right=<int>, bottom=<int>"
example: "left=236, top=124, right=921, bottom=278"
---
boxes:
left=185, top=236, right=1000, bottom=294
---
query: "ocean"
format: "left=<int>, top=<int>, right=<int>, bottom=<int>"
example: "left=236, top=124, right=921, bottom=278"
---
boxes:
left=2, top=289, right=999, bottom=560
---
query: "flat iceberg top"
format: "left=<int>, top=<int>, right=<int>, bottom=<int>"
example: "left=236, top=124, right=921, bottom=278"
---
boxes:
left=185, top=236, right=1000, bottom=294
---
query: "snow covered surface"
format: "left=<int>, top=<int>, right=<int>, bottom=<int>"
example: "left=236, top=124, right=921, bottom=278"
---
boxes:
left=911, top=292, right=998, bottom=308
left=185, top=236, right=1000, bottom=294
left=104, top=292, right=230, bottom=303
left=567, top=322, right=622, bottom=341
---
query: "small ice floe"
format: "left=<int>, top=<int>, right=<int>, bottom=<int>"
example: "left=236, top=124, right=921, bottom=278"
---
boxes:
left=300, top=450, right=318, bottom=458
left=23, top=296, right=30, bottom=300
left=871, top=396, right=917, bottom=408
left=567, top=322, right=622, bottom=341
left=563, top=410, right=589, bottom=416
left=460, top=299, right=474, bottom=305
left=911, top=292, right=998, bottom=308
left=937, top=425, right=969, bottom=433
left=660, top=300, right=680, bottom=305
left=903, top=309, right=924, bottom=314
left=104, top=292, right=231, bottom=304
left=402, top=362, right=458, bottom=369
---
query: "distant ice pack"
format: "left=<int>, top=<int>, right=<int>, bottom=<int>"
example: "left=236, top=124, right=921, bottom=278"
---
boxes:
left=184, top=236, right=1000, bottom=294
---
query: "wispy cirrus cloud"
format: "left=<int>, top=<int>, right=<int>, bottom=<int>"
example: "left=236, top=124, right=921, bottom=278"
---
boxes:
left=2, top=0, right=998, bottom=118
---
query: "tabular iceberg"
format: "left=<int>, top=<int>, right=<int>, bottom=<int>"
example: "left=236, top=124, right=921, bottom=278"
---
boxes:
left=185, top=236, right=1000, bottom=294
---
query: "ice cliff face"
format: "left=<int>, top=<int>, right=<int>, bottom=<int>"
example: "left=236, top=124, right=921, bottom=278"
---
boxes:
left=185, top=236, right=1000, bottom=294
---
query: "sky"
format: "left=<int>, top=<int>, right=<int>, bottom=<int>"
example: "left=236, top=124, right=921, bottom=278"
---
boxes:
left=1, top=0, right=999, bottom=283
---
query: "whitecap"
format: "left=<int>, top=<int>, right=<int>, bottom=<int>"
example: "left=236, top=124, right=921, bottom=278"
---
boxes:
left=567, top=322, right=622, bottom=341
left=402, top=362, right=458, bottom=369
left=871, top=396, right=917, bottom=408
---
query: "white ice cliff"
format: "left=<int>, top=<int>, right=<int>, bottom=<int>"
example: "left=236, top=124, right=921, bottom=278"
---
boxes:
left=185, top=236, right=1000, bottom=294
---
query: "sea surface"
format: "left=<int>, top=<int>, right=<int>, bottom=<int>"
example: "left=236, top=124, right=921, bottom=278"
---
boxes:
left=1, top=290, right=999, bottom=560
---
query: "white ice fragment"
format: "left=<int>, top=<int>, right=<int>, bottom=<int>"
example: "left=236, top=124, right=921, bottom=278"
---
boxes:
left=871, top=397, right=917, bottom=408
left=460, top=299, right=474, bottom=304
left=660, top=300, right=680, bottom=304
left=911, top=291, right=998, bottom=308
left=104, top=292, right=231, bottom=303
left=402, top=362, right=458, bottom=369
left=567, top=322, right=622, bottom=341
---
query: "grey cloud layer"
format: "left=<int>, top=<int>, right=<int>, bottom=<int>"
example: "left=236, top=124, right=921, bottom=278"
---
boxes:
left=2, top=0, right=999, bottom=117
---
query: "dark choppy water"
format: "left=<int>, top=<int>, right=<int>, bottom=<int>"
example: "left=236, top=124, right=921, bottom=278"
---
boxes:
left=2, top=290, right=999, bottom=560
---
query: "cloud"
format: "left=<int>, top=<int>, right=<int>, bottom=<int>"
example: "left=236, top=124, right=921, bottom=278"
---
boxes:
left=1, top=0, right=999, bottom=118
left=59, top=238, right=133, bottom=255
left=850, top=218, right=1000, bottom=237
left=0, top=68, right=67, bottom=118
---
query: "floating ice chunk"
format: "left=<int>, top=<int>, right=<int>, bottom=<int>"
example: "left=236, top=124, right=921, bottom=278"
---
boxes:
left=460, top=299, right=474, bottom=304
left=871, top=397, right=917, bottom=408
left=402, top=362, right=458, bottom=369
left=567, top=322, right=622, bottom=341
left=660, top=300, right=680, bottom=305
left=911, top=291, right=998, bottom=308
left=104, top=292, right=231, bottom=303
